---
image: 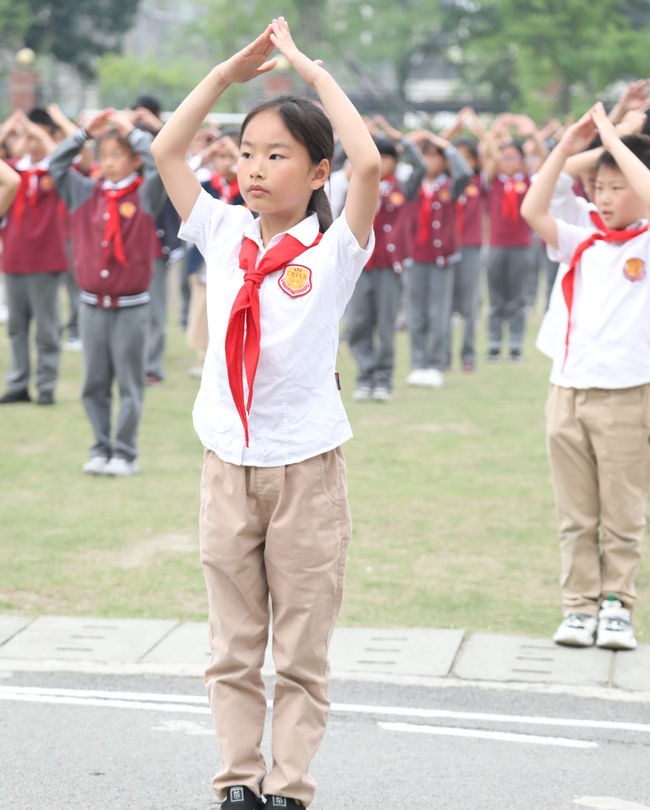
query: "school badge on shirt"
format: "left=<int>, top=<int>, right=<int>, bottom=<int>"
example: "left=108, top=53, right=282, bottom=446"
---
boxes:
left=515, top=181, right=527, bottom=194
left=40, top=176, right=54, bottom=192
left=119, top=201, right=137, bottom=219
left=279, top=264, right=312, bottom=297
left=623, top=258, right=646, bottom=282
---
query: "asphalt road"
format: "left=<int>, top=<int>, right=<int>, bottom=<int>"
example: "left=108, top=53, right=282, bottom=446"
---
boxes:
left=1, top=670, right=649, bottom=810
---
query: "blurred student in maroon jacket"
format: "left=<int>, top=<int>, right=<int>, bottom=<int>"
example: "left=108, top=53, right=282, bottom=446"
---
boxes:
left=346, top=122, right=426, bottom=402
left=405, top=129, right=472, bottom=388
left=50, top=109, right=165, bottom=477
left=483, top=114, right=548, bottom=361
left=0, top=108, right=68, bottom=406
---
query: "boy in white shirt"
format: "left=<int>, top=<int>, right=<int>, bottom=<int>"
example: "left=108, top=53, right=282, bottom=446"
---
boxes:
left=522, top=103, right=650, bottom=651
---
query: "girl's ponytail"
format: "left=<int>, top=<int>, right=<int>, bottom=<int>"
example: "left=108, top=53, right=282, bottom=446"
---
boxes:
left=240, top=95, right=335, bottom=232
left=308, top=186, right=333, bottom=233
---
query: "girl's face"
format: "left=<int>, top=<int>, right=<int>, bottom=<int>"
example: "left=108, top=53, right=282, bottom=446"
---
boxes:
left=422, top=146, right=446, bottom=180
left=457, top=144, right=479, bottom=173
left=594, top=165, right=646, bottom=230
left=238, top=110, right=328, bottom=221
left=498, top=145, right=525, bottom=177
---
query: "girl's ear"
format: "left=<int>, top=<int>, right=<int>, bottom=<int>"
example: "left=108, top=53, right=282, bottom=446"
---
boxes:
left=310, top=158, right=330, bottom=190
left=133, top=154, right=143, bottom=171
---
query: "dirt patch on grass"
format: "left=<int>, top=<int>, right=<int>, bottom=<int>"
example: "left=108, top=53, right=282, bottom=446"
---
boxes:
left=77, top=532, right=200, bottom=569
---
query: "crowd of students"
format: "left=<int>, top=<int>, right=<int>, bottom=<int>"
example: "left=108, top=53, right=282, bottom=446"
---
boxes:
left=1, top=28, right=650, bottom=804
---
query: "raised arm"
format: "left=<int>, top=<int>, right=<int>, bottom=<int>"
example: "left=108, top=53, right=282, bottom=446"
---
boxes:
left=372, top=115, right=426, bottom=201
left=0, top=159, right=20, bottom=217
left=49, top=129, right=97, bottom=213
left=592, top=101, right=650, bottom=215
left=151, top=27, right=277, bottom=222
left=270, top=17, right=380, bottom=247
left=521, top=108, right=598, bottom=249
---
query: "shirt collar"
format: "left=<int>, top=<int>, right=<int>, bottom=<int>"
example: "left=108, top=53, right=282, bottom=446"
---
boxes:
left=102, top=172, right=139, bottom=191
left=498, top=172, right=525, bottom=183
left=16, top=155, right=50, bottom=172
left=243, top=211, right=320, bottom=255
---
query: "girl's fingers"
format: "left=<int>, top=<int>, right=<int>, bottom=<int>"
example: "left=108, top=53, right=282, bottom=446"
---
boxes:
left=256, top=58, right=277, bottom=76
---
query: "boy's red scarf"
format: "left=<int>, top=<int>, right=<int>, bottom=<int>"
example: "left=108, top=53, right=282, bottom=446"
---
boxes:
left=561, top=210, right=646, bottom=369
left=14, top=168, right=48, bottom=229
left=501, top=178, right=520, bottom=232
left=103, top=177, right=143, bottom=268
left=225, top=231, right=322, bottom=446
left=365, top=174, right=396, bottom=271
left=455, top=199, right=464, bottom=236
left=210, top=172, right=240, bottom=204
left=417, top=182, right=436, bottom=245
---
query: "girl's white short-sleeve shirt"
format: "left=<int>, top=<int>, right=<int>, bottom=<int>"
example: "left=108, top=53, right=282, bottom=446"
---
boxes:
left=179, top=188, right=375, bottom=466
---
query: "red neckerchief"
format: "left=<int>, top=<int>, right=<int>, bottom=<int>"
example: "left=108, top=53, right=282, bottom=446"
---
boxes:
left=561, top=210, right=647, bottom=370
left=14, top=168, right=48, bottom=230
left=225, top=231, right=323, bottom=446
left=501, top=177, right=520, bottom=232
left=103, top=177, right=143, bottom=268
left=417, top=181, right=436, bottom=245
left=455, top=199, right=464, bottom=236
left=365, top=174, right=396, bottom=271
left=210, top=173, right=240, bottom=204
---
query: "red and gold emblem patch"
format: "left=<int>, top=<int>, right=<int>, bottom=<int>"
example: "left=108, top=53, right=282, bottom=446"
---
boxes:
left=464, top=184, right=479, bottom=197
left=279, top=264, right=312, bottom=298
left=389, top=191, right=405, bottom=207
left=439, top=188, right=451, bottom=202
left=623, top=258, right=646, bottom=282
left=119, top=201, right=137, bottom=219
left=515, top=181, right=527, bottom=194
left=40, top=176, right=54, bottom=192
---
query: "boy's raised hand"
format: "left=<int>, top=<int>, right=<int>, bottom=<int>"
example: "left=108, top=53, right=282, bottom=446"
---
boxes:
left=617, top=109, right=647, bottom=137
left=592, top=101, right=621, bottom=151
left=85, top=109, right=115, bottom=139
left=557, top=107, right=598, bottom=155
left=270, top=17, right=323, bottom=87
left=109, top=110, right=136, bottom=137
left=217, top=26, right=277, bottom=85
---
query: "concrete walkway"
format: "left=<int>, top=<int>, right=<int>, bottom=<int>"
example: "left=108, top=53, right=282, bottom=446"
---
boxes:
left=1, top=615, right=648, bottom=696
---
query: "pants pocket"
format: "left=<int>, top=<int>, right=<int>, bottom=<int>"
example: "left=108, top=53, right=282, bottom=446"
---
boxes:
left=317, top=448, right=343, bottom=506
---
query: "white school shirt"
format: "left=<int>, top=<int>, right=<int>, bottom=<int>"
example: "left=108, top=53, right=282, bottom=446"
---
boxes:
left=178, top=188, right=375, bottom=466
left=541, top=217, right=650, bottom=389
left=536, top=172, right=598, bottom=359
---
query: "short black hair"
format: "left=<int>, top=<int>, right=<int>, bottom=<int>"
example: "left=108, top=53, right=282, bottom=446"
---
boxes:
left=500, top=140, right=525, bottom=158
left=132, top=94, right=162, bottom=117
left=454, top=137, right=479, bottom=163
left=27, top=107, right=56, bottom=135
left=373, top=135, right=398, bottom=159
left=596, top=133, right=650, bottom=173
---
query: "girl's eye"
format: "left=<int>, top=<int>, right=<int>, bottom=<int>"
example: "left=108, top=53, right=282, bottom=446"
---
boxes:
left=270, top=154, right=283, bottom=160
left=240, top=152, right=251, bottom=159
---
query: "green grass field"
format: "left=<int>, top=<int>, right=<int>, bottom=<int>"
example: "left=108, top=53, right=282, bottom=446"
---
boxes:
left=1, top=284, right=648, bottom=642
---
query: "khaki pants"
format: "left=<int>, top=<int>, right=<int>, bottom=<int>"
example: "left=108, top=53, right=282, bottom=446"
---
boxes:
left=187, top=273, right=208, bottom=362
left=546, top=384, right=650, bottom=615
left=199, top=447, right=352, bottom=805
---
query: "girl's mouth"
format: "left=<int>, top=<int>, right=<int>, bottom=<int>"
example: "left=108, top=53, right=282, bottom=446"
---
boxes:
left=248, top=185, right=269, bottom=197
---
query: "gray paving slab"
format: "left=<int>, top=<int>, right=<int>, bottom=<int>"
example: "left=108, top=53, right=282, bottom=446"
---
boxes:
left=0, top=616, right=178, bottom=663
left=453, top=633, right=613, bottom=686
left=141, top=621, right=275, bottom=669
left=0, top=616, right=32, bottom=647
left=612, top=643, right=650, bottom=691
left=328, top=628, right=465, bottom=677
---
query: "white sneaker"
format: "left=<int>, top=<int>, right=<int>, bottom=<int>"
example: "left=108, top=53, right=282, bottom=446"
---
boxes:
left=553, top=613, right=597, bottom=647
left=63, top=337, right=83, bottom=352
left=351, top=386, right=374, bottom=401
left=373, top=387, right=392, bottom=402
left=596, top=598, right=637, bottom=650
left=103, top=457, right=140, bottom=477
left=406, top=369, right=428, bottom=386
left=423, top=368, right=444, bottom=388
left=406, top=368, right=444, bottom=388
left=82, top=456, right=110, bottom=475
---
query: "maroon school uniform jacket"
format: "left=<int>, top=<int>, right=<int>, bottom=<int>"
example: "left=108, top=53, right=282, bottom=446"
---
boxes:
left=487, top=173, right=532, bottom=248
left=49, top=128, right=165, bottom=308
left=456, top=174, right=484, bottom=248
left=1, top=157, right=68, bottom=274
left=366, top=175, right=411, bottom=272
left=410, top=176, right=460, bottom=267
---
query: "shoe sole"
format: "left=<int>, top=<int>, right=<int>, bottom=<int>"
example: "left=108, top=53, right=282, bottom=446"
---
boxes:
left=596, top=636, right=637, bottom=650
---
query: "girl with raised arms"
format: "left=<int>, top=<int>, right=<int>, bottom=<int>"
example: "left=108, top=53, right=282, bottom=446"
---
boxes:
left=151, top=18, right=380, bottom=810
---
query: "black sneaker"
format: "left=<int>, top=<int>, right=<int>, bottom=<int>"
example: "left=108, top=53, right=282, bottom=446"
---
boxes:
left=486, top=349, right=500, bottom=362
left=221, top=786, right=262, bottom=809
left=37, top=391, right=55, bottom=405
left=0, top=388, right=31, bottom=404
left=510, top=349, right=523, bottom=362
left=264, top=798, right=304, bottom=807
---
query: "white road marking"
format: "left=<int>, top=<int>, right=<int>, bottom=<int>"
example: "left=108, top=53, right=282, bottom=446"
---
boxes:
left=152, top=720, right=214, bottom=736
left=0, top=686, right=647, bottom=738
left=381, top=722, right=598, bottom=749
left=574, top=798, right=650, bottom=810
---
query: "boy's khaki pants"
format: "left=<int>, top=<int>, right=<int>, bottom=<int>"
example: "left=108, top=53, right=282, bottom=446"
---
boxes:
left=546, top=384, right=650, bottom=616
left=199, top=447, right=352, bottom=806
